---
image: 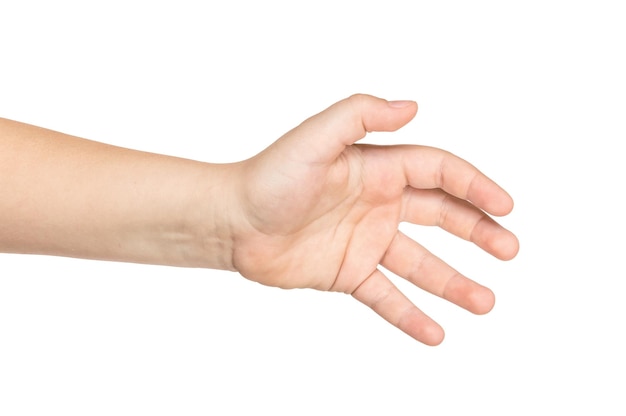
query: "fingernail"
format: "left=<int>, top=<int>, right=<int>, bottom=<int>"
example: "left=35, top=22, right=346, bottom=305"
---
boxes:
left=388, top=100, right=414, bottom=108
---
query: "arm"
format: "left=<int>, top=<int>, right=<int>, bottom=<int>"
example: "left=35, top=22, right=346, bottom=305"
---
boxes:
left=0, top=117, right=236, bottom=269
left=0, top=94, right=519, bottom=345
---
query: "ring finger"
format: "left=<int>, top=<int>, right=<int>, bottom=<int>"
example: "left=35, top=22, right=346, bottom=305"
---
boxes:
left=380, top=231, right=495, bottom=314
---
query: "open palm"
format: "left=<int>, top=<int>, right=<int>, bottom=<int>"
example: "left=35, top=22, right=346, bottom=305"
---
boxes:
left=231, top=94, right=519, bottom=345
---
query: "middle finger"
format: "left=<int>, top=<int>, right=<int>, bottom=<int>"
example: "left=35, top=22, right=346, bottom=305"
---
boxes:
left=401, top=187, right=518, bottom=261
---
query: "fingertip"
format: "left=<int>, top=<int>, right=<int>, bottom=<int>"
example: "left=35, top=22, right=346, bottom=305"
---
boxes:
left=388, top=100, right=418, bottom=127
left=501, top=232, right=520, bottom=261
left=495, top=195, right=514, bottom=217
left=443, top=274, right=495, bottom=315
left=398, top=309, right=445, bottom=346
left=468, top=175, right=515, bottom=218
left=386, top=99, right=418, bottom=124
left=345, top=94, right=417, bottom=134
left=472, top=287, right=496, bottom=315
left=483, top=224, right=518, bottom=261
left=388, top=100, right=418, bottom=111
left=496, top=197, right=520, bottom=261
left=482, top=191, right=514, bottom=218
left=499, top=193, right=515, bottom=217
left=423, top=326, right=445, bottom=346
left=485, top=226, right=520, bottom=261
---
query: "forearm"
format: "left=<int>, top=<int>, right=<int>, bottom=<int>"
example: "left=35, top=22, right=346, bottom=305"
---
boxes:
left=0, top=117, right=237, bottom=270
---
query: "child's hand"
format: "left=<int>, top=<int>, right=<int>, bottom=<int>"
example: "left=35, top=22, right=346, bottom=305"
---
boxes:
left=230, top=94, right=519, bottom=345
left=0, top=94, right=518, bottom=346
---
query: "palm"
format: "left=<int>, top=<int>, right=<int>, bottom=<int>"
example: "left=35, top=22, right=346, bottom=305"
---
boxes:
left=235, top=144, right=403, bottom=292
left=231, top=95, right=519, bottom=345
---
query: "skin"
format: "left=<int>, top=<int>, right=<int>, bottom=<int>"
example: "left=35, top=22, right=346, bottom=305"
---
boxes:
left=0, top=94, right=519, bottom=346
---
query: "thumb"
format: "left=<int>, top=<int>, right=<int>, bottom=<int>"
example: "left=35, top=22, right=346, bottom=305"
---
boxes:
left=282, top=93, right=418, bottom=164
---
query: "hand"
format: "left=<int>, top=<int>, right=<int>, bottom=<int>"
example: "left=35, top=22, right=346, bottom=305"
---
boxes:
left=229, top=94, right=519, bottom=345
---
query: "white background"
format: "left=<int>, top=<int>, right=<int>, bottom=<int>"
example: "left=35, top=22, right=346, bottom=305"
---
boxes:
left=1, top=1, right=624, bottom=414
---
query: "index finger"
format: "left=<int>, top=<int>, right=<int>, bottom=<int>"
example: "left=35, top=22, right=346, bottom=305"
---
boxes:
left=394, top=146, right=514, bottom=217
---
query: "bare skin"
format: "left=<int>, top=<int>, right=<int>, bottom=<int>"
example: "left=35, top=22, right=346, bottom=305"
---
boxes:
left=0, top=94, right=519, bottom=345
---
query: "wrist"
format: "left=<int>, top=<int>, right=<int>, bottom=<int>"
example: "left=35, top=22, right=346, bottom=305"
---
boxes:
left=184, top=161, right=242, bottom=271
